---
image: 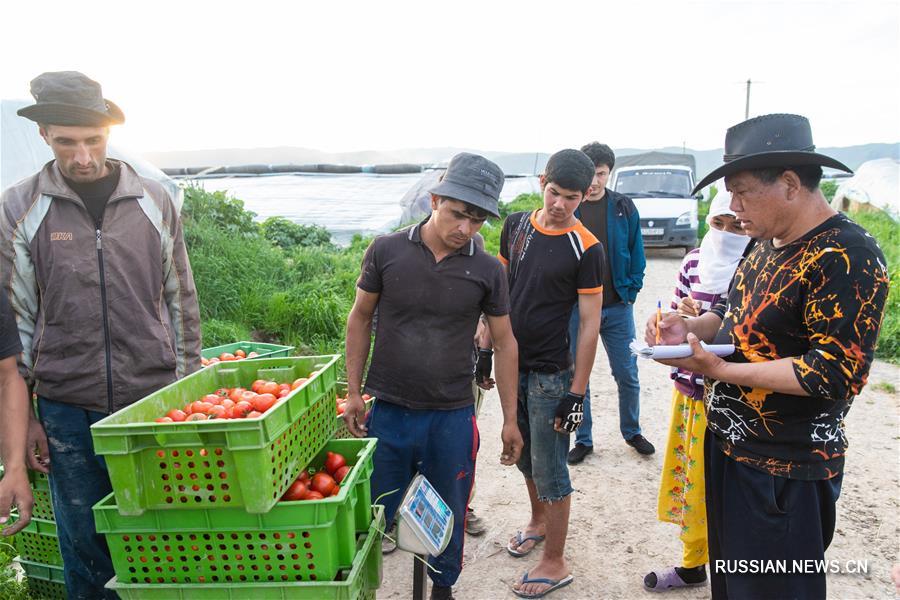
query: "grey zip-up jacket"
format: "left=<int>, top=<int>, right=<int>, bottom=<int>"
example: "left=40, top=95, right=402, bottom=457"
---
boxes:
left=0, top=160, right=202, bottom=413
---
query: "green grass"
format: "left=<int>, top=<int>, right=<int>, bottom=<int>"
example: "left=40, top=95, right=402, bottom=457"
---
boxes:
left=182, top=187, right=368, bottom=369
left=847, top=209, right=899, bottom=362
left=0, top=538, right=28, bottom=600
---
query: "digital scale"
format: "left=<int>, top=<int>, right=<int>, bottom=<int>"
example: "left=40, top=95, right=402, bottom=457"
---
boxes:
left=394, top=474, right=453, bottom=600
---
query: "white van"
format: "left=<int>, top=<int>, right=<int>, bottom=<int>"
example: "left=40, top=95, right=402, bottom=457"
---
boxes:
left=610, top=153, right=700, bottom=252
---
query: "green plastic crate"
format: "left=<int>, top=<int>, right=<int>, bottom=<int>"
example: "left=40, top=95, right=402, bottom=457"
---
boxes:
left=29, top=469, right=55, bottom=521
left=13, top=517, right=62, bottom=567
left=0, top=467, right=54, bottom=521
left=20, top=559, right=67, bottom=600
left=91, top=356, right=339, bottom=515
left=202, top=341, right=295, bottom=361
left=94, top=438, right=376, bottom=585
left=106, top=505, right=383, bottom=599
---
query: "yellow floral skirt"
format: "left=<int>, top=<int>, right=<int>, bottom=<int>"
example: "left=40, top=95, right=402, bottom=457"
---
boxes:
left=657, top=388, right=708, bottom=568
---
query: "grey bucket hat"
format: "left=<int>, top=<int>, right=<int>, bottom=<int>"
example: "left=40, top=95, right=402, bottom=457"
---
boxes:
left=17, top=71, right=125, bottom=127
left=693, top=113, right=851, bottom=194
left=430, top=153, right=505, bottom=218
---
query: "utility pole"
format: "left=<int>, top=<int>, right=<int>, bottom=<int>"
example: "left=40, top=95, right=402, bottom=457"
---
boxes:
left=745, top=78, right=752, bottom=120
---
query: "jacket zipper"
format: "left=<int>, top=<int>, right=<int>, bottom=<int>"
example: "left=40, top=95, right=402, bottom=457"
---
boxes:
left=97, top=229, right=115, bottom=413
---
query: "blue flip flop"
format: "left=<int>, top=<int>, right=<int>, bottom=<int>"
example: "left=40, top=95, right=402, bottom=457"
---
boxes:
left=512, top=571, right=574, bottom=598
left=507, top=531, right=546, bottom=557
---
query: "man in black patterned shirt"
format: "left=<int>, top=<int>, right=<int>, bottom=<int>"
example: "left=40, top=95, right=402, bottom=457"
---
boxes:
left=645, top=114, right=888, bottom=600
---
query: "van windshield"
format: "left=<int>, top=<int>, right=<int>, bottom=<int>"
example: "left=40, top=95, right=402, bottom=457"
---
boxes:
left=614, top=169, right=692, bottom=198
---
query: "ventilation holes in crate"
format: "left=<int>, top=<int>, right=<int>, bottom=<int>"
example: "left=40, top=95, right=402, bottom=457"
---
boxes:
left=155, top=448, right=233, bottom=505
left=120, top=529, right=320, bottom=583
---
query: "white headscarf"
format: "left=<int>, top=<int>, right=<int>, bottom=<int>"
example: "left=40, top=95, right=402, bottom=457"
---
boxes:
left=695, top=186, right=750, bottom=295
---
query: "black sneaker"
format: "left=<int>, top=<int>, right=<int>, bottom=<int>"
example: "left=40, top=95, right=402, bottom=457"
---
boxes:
left=567, top=443, right=594, bottom=465
left=626, top=434, right=655, bottom=455
left=431, top=585, right=455, bottom=600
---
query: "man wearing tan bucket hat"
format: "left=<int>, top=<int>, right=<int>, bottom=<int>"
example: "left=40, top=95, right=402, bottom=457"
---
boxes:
left=0, top=71, right=201, bottom=598
left=644, top=113, right=889, bottom=599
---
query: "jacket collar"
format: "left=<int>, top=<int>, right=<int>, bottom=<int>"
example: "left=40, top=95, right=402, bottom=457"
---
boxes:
left=407, top=216, right=476, bottom=257
left=38, top=158, right=144, bottom=203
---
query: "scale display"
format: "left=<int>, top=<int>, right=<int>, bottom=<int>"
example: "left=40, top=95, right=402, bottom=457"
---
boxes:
left=396, top=474, right=453, bottom=556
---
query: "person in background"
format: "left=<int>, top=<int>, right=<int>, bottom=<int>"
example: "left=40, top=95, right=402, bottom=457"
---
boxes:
left=0, top=287, right=32, bottom=537
left=645, top=114, right=888, bottom=599
left=643, top=189, right=749, bottom=592
left=567, top=142, right=651, bottom=464
left=343, top=153, right=522, bottom=600
left=0, top=71, right=201, bottom=598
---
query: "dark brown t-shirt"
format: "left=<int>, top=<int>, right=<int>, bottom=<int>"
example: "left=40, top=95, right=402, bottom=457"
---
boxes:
left=357, top=219, right=510, bottom=410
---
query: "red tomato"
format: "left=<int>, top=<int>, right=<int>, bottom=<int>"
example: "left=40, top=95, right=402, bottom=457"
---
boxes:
left=186, top=413, right=208, bottom=421
left=200, top=357, right=209, bottom=367
left=207, top=405, right=227, bottom=419
left=305, top=491, right=325, bottom=500
left=311, top=472, right=336, bottom=496
left=228, top=388, right=247, bottom=403
left=260, top=381, right=279, bottom=395
left=220, top=352, right=236, bottom=362
left=234, top=349, right=246, bottom=358
left=291, top=378, right=308, bottom=390
left=167, top=409, right=187, bottom=422
left=361, top=393, right=372, bottom=401
left=182, top=403, right=193, bottom=415
left=277, top=383, right=291, bottom=396
left=207, top=357, right=220, bottom=365
left=330, top=485, right=340, bottom=496
left=250, top=379, right=267, bottom=393
left=155, top=417, right=174, bottom=423
left=240, top=391, right=258, bottom=405
left=221, top=399, right=235, bottom=411
left=324, top=452, right=346, bottom=475
left=246, top=411, right=263, bottom=419
left=191, top=401, right=214, bottom=415
left=247, top=351, right=259, bottom=358
left=202, top=394, right=222, bottom=405
left=298, top=471, right=310, bottom=484
left=336, top=402, right=346, bottom=416
left=232, top=401, right=253, bottom=418
left=282, top=480, right=308, bottom=501
left=215, top=388, right=230, bottom=397
left=333, top=465, right=351, bottom=484
left=252, top=393, right=277, bottom=413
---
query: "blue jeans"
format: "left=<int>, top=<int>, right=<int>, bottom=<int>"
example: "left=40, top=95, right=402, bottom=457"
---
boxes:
left=515, top=369, right=573, bottom=502
left=568, top=301, right=642, bottom=445
left=366, top=400, right=478, bottom=588
left=37, top=398, right=118, bottom=600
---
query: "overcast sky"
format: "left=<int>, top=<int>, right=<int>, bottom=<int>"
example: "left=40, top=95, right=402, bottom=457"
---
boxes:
left=2, top=0, right=897, bottom=154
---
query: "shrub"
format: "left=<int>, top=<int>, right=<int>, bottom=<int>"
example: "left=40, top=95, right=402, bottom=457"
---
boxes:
left=261, top=217, right=333, bottom=250
left=182, top=185, right=259, bottom=236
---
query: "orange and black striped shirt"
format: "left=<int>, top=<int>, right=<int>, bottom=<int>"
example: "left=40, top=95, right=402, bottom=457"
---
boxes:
left=499, top=210, right=604, bottom=372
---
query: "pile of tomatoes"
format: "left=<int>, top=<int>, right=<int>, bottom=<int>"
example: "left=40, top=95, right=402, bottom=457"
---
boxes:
left=200, top=348, right=260, bottom=367
left=281, top=451, right=352, bottom=502
left=335, top=393, right=372, bottom=416
left=154, top=376, right=311, bottom=423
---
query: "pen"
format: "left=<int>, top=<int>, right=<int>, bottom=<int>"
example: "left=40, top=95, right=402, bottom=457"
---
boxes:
left=656, top=300, right=662, bottom=345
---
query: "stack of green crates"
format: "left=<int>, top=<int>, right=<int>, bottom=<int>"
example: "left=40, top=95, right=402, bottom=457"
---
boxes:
left=90, top=355, right=383, bottom=598
left=0, top=466, right=67, bottom=599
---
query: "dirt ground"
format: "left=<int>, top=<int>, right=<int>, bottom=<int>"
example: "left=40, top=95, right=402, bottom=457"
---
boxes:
left=378, top=249, right=900, bottom=600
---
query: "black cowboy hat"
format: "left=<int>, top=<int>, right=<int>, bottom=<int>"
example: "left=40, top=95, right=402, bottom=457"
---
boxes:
left=17, top=71, right=125, bottom=127
left=693, top=113, right=851, bottom=194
